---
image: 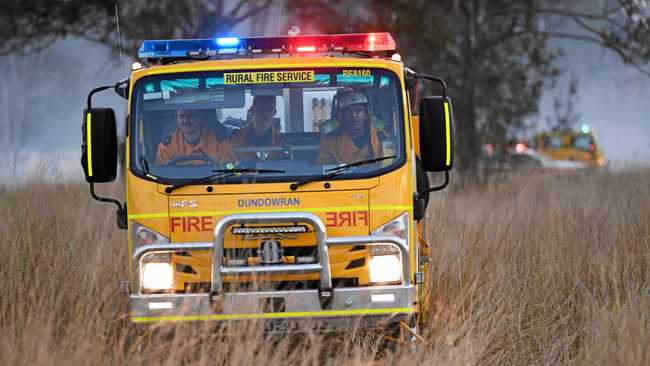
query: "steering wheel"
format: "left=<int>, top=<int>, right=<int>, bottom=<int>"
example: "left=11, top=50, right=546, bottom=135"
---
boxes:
left=166, top=154, right=218, bottom=165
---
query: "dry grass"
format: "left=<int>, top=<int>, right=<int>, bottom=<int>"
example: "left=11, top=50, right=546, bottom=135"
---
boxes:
left=0, top=169, right=648, bottom=365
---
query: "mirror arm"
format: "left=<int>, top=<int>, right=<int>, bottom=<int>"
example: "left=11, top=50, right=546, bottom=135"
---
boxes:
left=90, top=183, right=127, bottom=229
left=89, top=183, right=123, bottom=210
left=419, top=171, right=449, bottom=196
left=413, top=73, right=448, bottom=100
left=87, top=85, right=115, bottom=110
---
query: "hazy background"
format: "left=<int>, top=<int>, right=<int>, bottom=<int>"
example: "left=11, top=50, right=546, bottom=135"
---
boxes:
left=534, top=36, right=650, bottom=163
left=0, top=3, right=647, bottom=182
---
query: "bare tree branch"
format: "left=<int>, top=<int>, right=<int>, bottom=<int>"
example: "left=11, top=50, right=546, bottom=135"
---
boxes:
left=230, top=0, right=253, bottom=18
left=231, top=0, right=274, bottom=25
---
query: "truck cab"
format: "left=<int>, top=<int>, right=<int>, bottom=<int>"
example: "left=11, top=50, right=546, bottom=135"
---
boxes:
left=531, top=124, right=605, bottom=170
left=80, top=33, right=455, bottom=333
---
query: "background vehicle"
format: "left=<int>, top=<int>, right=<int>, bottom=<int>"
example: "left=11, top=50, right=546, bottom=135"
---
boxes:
left=79, top=33, right=456, bottom=338
left=484, top=124, right=605, bottom=173
left=529, top=124, right=605, bottom=170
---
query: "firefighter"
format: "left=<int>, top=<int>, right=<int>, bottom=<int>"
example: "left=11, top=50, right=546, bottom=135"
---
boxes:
left=316, top=91, right=388, bottom=164
left=156, top=109, right=235, bottom=164
left=230, top=95, right=289, bottom=160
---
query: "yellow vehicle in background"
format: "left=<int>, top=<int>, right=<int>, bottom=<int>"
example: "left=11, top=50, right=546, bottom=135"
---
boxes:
left=529, top=124, right=605, bottom=170
left=79, top=33, right=456, bottom=337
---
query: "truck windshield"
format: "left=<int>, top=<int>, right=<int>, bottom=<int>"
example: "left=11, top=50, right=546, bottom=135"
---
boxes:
left=544, top=136, right=564, bottom=149
left=130, top=67, right=405, bottom=184
left=572, top=135, right=594, bottom=151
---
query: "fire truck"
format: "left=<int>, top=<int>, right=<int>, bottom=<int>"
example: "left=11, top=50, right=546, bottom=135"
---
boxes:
left=484, top=124, right=605, bottom=172
left=80, top=33, right=455, bottom=337
left=528, top=124, right=605, bottom=170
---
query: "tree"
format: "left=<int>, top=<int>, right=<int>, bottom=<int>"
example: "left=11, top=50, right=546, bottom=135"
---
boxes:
left=286, top=0, right=649, bottom=173
left=0, top=0, right=276, bottom=161
left=1, top=0, right=648, bottom=172
left=548, top=76, right=581, bottom=130
left=287, top=0, right=557, bottom=173
left=0, top=0, right=274, bottom=59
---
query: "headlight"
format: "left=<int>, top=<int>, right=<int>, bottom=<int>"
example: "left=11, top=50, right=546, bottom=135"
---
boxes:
left=371, top=212, right=408, bottom=239
left=370, top=212, right=408, bottom=255
left=132, top=222, right=169, bottom=247
left=140, top=252, right=173, bottom=291
left=368, top=254, right=401, bottom=284
left=368, top=212, right=409, bottom=284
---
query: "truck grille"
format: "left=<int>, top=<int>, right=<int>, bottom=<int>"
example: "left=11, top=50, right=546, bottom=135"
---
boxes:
left=223, top=246, right=318, bottom=266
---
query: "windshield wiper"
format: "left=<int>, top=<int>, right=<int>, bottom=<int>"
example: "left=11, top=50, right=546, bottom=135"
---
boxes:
left=140, top=156, right=151, bottom=175
left=165, top=168, right=285, bottom=194
left=289, top=156, right=396, bottom=191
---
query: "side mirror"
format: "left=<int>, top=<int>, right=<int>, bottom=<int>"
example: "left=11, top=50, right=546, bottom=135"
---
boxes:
left=81, top=108, right=118, bottom=183
left=114, top=78, right=129, bottom=99
left=419, top=96, right=455, bottom=172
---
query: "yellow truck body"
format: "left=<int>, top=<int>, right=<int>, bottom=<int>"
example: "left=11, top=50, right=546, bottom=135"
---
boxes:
left=81, top=34, right=455, bottom=332
left=531, top=127, right=605, bottom=169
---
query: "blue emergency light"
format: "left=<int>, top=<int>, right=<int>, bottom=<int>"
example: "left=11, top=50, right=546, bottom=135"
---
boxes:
left=216, top=37, right=240, bottom=47
left=138, top=33, right=396, bottom=61
left=138, top=37, right=244, bottom=59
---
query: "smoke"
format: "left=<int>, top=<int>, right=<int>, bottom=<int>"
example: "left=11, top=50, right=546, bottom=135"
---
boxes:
left=0, top=38, right=130, bottom=182
left=0, top=2, right=282, bottom=183
left=532, top=27, right=650, bottom=166
left=0, top=38, right=129, bottom=152
left=1, top=4, right=648, bottom=183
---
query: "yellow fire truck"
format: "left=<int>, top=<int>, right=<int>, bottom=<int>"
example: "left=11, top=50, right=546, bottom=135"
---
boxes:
left=80, top=33, right=455, bottom=336
left=529, top=124, right=605, bottom=169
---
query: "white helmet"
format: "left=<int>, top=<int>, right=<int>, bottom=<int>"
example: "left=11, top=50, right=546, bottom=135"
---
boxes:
left=337, top=91, right=369, bottom=109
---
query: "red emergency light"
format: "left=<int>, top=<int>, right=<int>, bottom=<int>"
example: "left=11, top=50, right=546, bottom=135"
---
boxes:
left=296, top=45, right=317, bottom=53
left=247, top=32, right=396, bottom=54
left=515, top=143, right=528, bottom=154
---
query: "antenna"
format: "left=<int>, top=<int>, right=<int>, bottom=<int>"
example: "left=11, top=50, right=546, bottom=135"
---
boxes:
left=114, top=4, right=124, bottom=66
left=346, top=8, right=351, bottom=33
left=277, top=0, right=285, bottom=36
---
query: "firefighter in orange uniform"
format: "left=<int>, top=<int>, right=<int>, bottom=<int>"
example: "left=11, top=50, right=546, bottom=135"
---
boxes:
left=156, top=109, right=235, bottom=164
left=230, top=96, right=289, bottom=160
left=316, top=91, right=387, bottom=164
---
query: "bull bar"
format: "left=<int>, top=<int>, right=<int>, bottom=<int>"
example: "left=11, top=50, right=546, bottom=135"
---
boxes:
left=130, top=212, right=414, bottom=328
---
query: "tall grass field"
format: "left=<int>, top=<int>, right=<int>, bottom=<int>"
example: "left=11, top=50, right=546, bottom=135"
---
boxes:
left=1, top=169, right=648, bottom=365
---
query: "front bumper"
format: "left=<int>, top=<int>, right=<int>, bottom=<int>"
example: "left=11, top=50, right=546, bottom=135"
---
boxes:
left=131, top=286, right=414, bottom=330
left=130, top=212, right=415, bottom=330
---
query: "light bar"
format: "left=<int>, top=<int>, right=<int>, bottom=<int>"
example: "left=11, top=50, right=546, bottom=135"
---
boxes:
left=138, top=33, right=396, bottom=61
left=232, top=225, right=308, bottom=235
left=138, top=38, right=241, bottom=59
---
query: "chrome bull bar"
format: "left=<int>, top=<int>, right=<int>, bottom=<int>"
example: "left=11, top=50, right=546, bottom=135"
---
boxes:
left=131, top=212, right=411, bottom=301
left=211, top=212, right=331, bottom=297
